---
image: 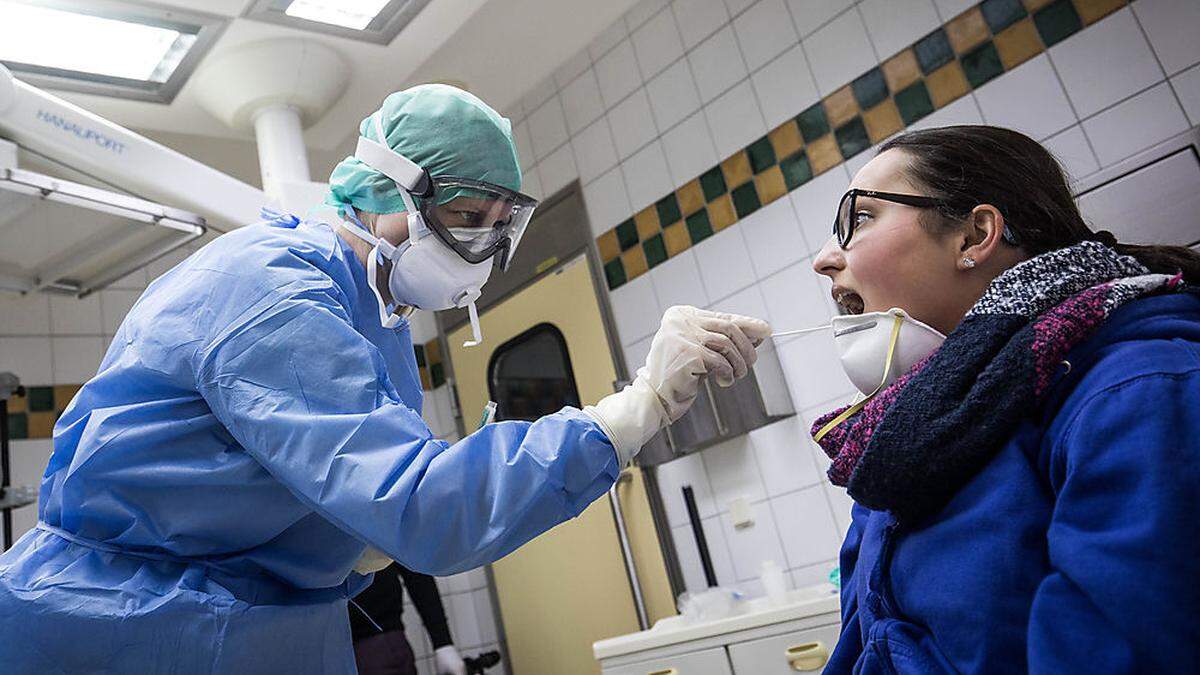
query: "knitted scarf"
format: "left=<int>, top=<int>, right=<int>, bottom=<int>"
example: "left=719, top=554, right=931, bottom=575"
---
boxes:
left=811, top=241, right=1188, bottom=525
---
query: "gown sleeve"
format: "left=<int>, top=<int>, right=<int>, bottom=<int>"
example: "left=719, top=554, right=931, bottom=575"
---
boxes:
left=196, top=280, right=620, bottom=575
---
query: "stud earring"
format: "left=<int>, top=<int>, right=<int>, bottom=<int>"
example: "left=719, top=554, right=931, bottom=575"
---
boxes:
left=961, top=256, right=976, bottom=269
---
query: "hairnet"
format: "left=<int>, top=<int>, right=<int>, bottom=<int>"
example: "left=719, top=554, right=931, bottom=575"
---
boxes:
left=326, top=84, right=522, bottom=215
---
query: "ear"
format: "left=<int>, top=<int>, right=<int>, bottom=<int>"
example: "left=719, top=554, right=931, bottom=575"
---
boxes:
left=958, top=204, right=1006, bottom=269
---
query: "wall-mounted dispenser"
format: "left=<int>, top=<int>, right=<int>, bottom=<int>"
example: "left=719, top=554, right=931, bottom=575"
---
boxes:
left=634, top=339, right=795, bottom=466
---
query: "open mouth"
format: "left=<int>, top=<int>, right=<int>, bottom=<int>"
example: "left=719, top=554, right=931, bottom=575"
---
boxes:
left=833, top=287, right=865, bottom=315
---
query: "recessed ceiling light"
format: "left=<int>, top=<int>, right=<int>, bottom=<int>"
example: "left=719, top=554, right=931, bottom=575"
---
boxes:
left=284, top=0, right=392, bottom=31
left=0, top=0, right=225, bottom=103
left=244, top=0, right=433, bottom=45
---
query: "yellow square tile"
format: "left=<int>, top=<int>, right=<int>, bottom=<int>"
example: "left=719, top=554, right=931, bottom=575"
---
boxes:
left=754, top=166, right=788, bottom=205
left=425, top=340, right=441, bottom=366
left=806, top=135, right=842, bottom=175
left=926, top=61, right=971, bottom=109
left=677, top=180, right=706, bottom=216
left=27, top=411, right=56, bottom=439
left=708, top=194, right=738, bottom=231
left=634, top=206, right=661, bottom=240
left=419, top=366, right=433, bottom=391
left=862, top=99, right=904, bottom=144
left=663, top=221, right=690, bottom=257
left=597, top=229, right=621, bottom=262
left=8, top=394, right=26, bottom=414
left=720, top=152, right=753, bottom=190
left=53, top=384, right=81, bottom=410
left=823, top=86, right=858, bottom=128
left=946, top=8, right=990, bottom=55
left=1076, top=0, right=1126, bottom=25
left=994, top=18, right=1043, bottom=70
left=1023, top=0, right=1055, bottom=10
left=621, top=246, right=648, bottom=279
left=882, top=50, right=922, bottom=94
left=767, top=121, right=804, bottom=160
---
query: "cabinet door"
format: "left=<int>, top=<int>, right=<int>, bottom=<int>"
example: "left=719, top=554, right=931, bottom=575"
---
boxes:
left=602, top=647, right=733, bottom=675
left=727, top=622, right=842, bottom=673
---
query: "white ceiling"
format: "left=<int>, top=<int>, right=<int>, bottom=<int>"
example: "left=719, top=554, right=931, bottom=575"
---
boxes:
left=45, top=0, right=636, bottom=152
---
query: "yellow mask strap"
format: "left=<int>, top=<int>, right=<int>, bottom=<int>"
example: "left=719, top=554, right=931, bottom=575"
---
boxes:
left=813, top=313, right=904, bottom=443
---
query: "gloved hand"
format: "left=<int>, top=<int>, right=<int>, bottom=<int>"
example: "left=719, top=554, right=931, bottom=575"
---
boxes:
left=585, top=306, right=770, bottom=465
left=434, top=645, right=467, bottom=675
left=352, top=546, right=393, bottom=574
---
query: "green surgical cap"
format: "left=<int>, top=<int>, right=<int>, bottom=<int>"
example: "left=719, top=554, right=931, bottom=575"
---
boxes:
left=326, top=84, right=522, bottom=215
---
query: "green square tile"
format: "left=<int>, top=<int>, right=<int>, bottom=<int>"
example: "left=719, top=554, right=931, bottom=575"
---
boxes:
left=28, top=386, right=54, bottom=412
left=643, top=233, right=668, bottom=268
left=980, top=0, right=1027, bottom=34
left=655, top=194, right=682, bottom=226
left=1034, top=0, right=1082, bottom=48
left=413, top=344, right=426, bottom=367
left=961, top=41, right=1004, bottom=89
left=851, top=68, right=889, bottom=110
left=731, top=182, right=761, bottom=218
left=779, top=151, right=813, bottom=191
left=430, top=363, right=446, bottom=389
left=914, top=28, right=955, bottom=75
left=746, top=136, right=777, bottom=174
left=796, top=103, right=830, bottom=144
left=699, top=166, right=727, bottom=202
left=685, top=209, right=714, bottom=244
left=894, top=81, right=935, bottom=125
left=604, top=257, right=627, bottom=289
left=615, top=218, right=639, bottom=251
left=7, top=413, right=28, bottom=440
left=834, top=117, right=870, bottom=160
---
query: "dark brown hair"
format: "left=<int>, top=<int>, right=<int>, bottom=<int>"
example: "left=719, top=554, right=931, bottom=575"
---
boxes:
left=878, top=125, right=1200, bottom=282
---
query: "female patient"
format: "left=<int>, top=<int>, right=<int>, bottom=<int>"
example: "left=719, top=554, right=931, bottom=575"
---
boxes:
left=810, top=125, right=1199, bottom=673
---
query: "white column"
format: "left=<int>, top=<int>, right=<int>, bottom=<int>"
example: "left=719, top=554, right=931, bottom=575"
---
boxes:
left=252, top=103, right=311, bottom=201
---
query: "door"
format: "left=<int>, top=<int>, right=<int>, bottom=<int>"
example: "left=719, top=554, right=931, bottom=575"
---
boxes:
left=447, top=255, right=675, bottom=675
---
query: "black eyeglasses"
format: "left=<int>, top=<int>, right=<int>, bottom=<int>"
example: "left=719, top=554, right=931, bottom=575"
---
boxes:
left=834, top=188, right=1021, bottom=248
left=834, top=189, right=947, bottom=248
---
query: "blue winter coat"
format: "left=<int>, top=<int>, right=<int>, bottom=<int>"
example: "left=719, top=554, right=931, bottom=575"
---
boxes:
left=827, top=292, right=1200, bottom=674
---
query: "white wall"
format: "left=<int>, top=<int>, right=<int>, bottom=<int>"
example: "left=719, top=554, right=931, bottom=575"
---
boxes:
left=500, top=0, right=1200, bottom=600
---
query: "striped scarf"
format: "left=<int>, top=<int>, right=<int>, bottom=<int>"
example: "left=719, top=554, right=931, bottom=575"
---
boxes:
left=811, top=241, right=1187, bottom=524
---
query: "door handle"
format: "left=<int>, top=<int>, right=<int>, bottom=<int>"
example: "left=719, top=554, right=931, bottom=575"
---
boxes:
left=647, top=669, right=678, bottom=675
left=786, top=641, right=829, bottom=671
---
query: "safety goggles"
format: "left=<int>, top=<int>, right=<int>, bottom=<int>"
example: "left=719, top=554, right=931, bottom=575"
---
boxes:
left=354, top=112, right=539, bottom=271
left=834, top=188, right=1020, bottom=249
left=421, top=176, right=538, bottom=271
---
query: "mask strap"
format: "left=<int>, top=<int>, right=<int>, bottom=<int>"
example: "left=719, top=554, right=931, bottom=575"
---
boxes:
left=365, top=245, right=402, bottom=329
left=813, top=314, right=903, bottom=443
left=462, top=301, right=483, bottom=348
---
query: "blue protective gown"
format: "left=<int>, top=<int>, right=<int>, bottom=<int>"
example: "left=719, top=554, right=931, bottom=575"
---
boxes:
left=0, top=214, right=620, bottom=673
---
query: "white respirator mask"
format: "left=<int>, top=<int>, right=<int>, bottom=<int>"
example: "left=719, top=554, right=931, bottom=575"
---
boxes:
left=772, top=308, right=946, bottom=441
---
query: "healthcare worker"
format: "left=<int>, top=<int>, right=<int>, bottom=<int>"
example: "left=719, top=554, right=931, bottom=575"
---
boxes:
left=0, top=85, right=770, bottom=673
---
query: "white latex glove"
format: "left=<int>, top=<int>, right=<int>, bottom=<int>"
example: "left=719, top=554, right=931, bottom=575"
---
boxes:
left=434, top=645, right=467, bottom=675
left=585, top=306, right=770, bottom=464
left=352, top=546, right=393, bottom=574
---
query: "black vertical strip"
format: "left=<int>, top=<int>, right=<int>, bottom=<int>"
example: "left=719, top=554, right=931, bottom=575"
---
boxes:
left=682, top=485, right=718, bottom=588
left=2, top=398, right=12, bottom=550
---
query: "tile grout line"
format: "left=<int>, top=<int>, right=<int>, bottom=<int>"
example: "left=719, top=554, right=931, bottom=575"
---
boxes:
left=593, top=0, right=1137, bottom=290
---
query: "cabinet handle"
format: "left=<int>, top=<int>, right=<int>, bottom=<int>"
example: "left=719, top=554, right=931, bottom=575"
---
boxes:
left=786, top=641, right=829, bottom=671
left=647, top=669, right=678, bottom=675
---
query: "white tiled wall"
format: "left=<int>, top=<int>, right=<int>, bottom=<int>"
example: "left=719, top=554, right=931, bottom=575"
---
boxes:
left=499, top=0, right=1200, bottom=601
